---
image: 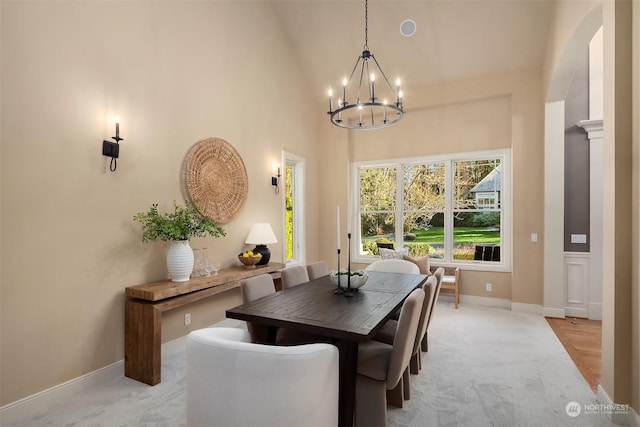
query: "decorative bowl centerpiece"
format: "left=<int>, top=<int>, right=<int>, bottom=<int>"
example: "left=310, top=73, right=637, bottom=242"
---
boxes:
left=238, top=251, right=262, bottom=268
left=330, top=269, right=368, bottom=289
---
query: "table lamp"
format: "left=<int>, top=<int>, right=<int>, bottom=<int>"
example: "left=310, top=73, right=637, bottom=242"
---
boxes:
left=245, top=223, right=277, bottom=265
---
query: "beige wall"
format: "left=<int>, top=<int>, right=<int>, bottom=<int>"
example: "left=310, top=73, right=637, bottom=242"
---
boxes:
left=318, top=66, right=545, bottom=305
left=542, top=0, right=639, bottom=416
left=0, top=1, right=321, bottom=405
left=602, top=0, right=634, bottom=411
left=632, top=0, right=640, bottom=415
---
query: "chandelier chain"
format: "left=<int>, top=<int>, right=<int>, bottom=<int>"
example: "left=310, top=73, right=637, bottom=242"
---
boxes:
left=364, top=0, right=368, bottom=51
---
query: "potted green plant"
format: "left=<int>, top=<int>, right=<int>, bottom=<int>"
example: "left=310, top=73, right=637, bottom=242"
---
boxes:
left=133, top=201, right=226, bottom=282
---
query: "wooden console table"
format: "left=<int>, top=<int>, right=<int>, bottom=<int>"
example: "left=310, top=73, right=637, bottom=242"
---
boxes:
left=125, top=262, right=284, bottom=385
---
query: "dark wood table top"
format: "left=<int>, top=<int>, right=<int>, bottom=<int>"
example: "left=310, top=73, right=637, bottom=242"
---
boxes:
left=226, top=270, right=427, bottom=427
left=226, top=270, right=428, bottom=341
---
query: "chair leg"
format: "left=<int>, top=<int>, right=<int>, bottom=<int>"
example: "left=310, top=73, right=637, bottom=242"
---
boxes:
left=410, top=352, right=420, bottom=374
left=454, top=283, right=459, bottom=309
left=356, top=375, right=387, bottom=427
left=386, top=379, right=404, bottom=408
left=402, top=368, right=411, bottom=400
left=421, top=333, right=428, bottom=352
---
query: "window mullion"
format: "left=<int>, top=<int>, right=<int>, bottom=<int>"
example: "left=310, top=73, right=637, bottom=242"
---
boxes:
left=445, top=160, right=454, bottom=262
left=396, top=164, right=405, bottom=249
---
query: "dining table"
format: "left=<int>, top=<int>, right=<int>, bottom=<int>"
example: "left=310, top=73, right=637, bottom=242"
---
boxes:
left=226, top=270, right=428, bottom=427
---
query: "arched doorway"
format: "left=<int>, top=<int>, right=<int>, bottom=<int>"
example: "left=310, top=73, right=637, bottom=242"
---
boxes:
left=543, top=4, right=603, bottom=320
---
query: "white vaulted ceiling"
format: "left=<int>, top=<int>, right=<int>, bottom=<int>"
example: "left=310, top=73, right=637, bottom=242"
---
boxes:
left=271, top=0, right=555, bottom=104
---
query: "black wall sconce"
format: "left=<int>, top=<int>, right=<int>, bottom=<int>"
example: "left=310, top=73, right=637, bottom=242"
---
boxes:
left=271, top=162, right=281, bottom=194
left=102, top=116, right=123, bottom=172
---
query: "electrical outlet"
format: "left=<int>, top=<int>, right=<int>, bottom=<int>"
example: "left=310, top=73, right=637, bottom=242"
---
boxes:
left=184, top=313, right=191, bottom=325
left=486, top=283, right=492, bottom=292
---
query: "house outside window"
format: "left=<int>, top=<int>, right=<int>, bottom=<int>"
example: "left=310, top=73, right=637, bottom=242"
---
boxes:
left=353, top=149, right=510, bottom=271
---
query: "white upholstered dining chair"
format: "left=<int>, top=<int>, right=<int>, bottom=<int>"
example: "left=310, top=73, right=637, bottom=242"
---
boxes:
left=365, top=259, right=420, bottom=274
left=186, top=327, right=339, bottom=427
left=355, top=288, right=425, bottom=427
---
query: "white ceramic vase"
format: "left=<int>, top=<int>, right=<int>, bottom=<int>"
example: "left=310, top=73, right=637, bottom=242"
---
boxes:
left=166, top=240, right=194, bottom=282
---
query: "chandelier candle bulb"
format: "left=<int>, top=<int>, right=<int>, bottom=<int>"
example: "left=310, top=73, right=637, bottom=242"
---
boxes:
left=370, top=73, right=375, bottom=101
left=328, top=88, right=333, bottom=112
left=383, top=99, right=387, bottom=122
left=342, top=78, right=347, bottom=104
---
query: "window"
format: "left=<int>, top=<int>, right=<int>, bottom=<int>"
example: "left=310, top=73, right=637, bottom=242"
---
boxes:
left=353, top=149, right=510, bottom=270
left=283, top=152, right=305, bottom=266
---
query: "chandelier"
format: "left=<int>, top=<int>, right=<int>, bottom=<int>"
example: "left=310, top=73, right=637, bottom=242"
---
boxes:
left=326, top=0, right=404, bottom=130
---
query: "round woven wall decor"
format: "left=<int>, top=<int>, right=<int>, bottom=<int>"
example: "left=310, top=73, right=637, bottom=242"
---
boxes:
left=185, top=137, right=248, bottom=224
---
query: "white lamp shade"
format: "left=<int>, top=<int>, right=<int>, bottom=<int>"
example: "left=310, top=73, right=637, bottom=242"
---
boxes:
left=245, top=223, right=278, bottom=245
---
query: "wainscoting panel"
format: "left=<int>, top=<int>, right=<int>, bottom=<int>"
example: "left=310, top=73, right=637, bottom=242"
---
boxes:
left=564, top=252, right=590, bottom=318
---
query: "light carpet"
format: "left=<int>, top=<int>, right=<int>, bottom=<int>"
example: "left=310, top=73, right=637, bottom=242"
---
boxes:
left=6, top=302, right=617, bottom=426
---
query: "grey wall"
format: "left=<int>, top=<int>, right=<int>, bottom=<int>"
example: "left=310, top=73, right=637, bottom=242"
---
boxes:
left=564, top=49, right=590, bottom=252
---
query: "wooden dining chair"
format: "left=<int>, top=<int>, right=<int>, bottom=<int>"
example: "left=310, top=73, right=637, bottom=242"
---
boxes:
left=282, top=265, right=310, bottom=289
left=355, top=288, right=424, bottom=426
left=306, top=261, right=329, bottom=280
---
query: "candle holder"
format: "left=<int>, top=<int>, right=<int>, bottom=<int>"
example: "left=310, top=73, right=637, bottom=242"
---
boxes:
left=344, top=232, right=354, bottom=297
left=334, top=248, right=344, bottom=294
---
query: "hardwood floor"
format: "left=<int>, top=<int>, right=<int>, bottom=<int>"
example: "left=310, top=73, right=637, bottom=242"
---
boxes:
left=546, top=316, right=602, bottom=393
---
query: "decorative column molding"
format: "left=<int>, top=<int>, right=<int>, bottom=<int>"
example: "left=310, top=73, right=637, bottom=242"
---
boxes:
left=577, top=118, right=604, bottom=139
left=577, top=117, right=604, bottom=320
left=543, top=101, right=566, bottom=319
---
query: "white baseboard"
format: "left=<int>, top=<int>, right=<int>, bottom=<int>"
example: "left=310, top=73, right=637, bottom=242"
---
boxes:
left=0, top=320, right=248, bottom=425
left=458, top=294, right=511, bottom=308
left=588, top=302, right=603, bottom=320
left=596, top=384, right=640, bottom=426
left=542, top=307, right=566, bottom=318
left=511, top=302, right=543, bottom=315
left=565, top=307, right=589, bottom=318
left=0, top=360, right=123, bottom=425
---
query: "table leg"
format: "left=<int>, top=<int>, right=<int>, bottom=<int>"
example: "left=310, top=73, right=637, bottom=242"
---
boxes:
left=266, top=326, right=278, bottom=344
left=125, top=299, right=161, bottom=385
left=336, top=339, right=358, bottom=427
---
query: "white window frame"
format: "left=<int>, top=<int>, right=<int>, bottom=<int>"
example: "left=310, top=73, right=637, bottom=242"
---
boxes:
left=351, top=148, right=511, bottom=272
left=281, top=151, right=306, bottom=267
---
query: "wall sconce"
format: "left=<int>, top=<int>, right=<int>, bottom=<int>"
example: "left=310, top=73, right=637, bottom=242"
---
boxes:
left=271, top=162, right=281, bottom=194
left=102, top=116, right=123, bottom=172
